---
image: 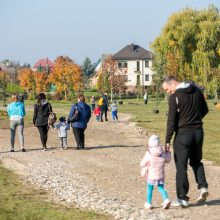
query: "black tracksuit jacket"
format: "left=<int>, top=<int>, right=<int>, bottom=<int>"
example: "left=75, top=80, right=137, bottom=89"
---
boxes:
left=166, top=84, right=208, bottom=144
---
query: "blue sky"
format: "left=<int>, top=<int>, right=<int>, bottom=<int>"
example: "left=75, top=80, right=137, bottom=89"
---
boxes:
left=0, top=0, right=219, bottom=65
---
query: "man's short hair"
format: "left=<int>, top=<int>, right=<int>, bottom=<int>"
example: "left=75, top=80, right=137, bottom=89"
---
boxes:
left=162, top=75, right=178, bottom=84
left=78, top=94, right=85, bottom=102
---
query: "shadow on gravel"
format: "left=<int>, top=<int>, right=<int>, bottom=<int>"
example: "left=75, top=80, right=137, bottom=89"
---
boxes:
left=86, top=145, right=143, bottom=150
left=189, top=199, right=220, bottom=207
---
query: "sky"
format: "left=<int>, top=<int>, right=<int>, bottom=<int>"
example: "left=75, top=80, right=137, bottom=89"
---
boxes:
left=1, top=0, right=220, bottom=66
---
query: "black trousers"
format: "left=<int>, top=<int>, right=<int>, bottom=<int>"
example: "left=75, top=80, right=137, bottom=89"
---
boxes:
left=37, top=125, right=49, bottom=148
left=174, top=128, right=208, bottom=200
left=100, top=107, right=108, bottom=121
left=73, top=127, right=85, bottom=149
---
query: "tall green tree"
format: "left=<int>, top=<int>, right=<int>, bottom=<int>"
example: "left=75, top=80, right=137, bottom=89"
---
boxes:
left=82, top=57, right=95, bottom=90
left=151, top=5, right=220, bottom=96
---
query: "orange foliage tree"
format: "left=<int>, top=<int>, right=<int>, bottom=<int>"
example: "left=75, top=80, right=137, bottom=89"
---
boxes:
left=34, top=71, right=48, bottom=93
left=48, top=56, right=82, bottom=100
left=18, top=68, right=35, bottom=93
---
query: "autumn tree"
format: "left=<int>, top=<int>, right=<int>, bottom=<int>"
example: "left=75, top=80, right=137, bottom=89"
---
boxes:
left=151, top=5, right=220, bottom=96
left=18, top=68, right=35, bottom=94
left=96, top=70, right=104, bottom=93
left=48, top=56, right=82, bottom=100
left=34, top=71, right=49, bottom=93
left=0, top=60, right=21, bottom=84
left=102, top=55, right=127, bottom=101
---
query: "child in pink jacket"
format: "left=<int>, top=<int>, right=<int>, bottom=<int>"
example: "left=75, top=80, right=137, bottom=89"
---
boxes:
left=140, top=134, right=171, bottom=209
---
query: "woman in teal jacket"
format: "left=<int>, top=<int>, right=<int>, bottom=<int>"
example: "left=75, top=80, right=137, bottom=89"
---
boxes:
left=7, top=94, right=26, bottom=152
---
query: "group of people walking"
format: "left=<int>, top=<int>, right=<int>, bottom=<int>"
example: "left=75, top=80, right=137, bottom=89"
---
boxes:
left=7, top=93, right=91, bottom=152
left=5, top=75, right=209, bottom=210
left=90, top=93, right=119, bottom=122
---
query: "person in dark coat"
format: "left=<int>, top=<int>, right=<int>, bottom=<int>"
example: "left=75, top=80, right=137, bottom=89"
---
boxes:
left=162, top=76, right=209, bottom=208
left=99, top=92, right=109, bottom=122
left=68, top=95, right=91, bottom=150
left=33, top=93, right=53, bottom=151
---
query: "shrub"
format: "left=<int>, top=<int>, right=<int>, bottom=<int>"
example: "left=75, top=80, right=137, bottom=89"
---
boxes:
left=0, top=110, right=8, bottom=116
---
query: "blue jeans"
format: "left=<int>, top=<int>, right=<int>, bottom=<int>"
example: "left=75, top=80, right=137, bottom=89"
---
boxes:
left=146, top=183, right=168, bottom=204
left=111, top=111, right=118, bottom=121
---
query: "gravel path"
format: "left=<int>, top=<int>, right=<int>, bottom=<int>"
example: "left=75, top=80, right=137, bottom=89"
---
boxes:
left=0, top=113, right=220, bottom=220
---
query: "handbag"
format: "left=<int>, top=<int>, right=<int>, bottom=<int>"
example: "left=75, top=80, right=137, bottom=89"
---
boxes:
left=68, top=103, right=79, bottom=123
left=48, top=104, right=57, bottom=126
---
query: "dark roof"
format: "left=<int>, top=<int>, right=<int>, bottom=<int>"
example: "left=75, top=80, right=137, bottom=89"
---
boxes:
left=113, top=44, right=152, bottom=60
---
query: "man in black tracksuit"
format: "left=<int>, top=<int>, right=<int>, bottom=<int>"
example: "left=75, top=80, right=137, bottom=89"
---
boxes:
left=162, top=76, right=209, bottom=207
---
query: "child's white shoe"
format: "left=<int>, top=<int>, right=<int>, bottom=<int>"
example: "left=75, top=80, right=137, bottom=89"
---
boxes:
left=162, top=199, right=171, bottom=209
left=144, top=202, right=152, bottom=209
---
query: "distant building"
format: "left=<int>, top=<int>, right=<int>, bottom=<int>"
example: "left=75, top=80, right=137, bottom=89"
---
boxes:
left=32, top=58, right=54, bottom=73
left=90, top=44, right=154, bottom=91
left=113, top=44, right=153, bottom=91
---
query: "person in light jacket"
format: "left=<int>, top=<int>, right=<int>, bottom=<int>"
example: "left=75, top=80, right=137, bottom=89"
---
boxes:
left=68, top=95, right=91, bottom=150
left=7, top=94, right=26, bottom=152
left=54, top=116, right=70, bottom=150
left=140, top=135, right=171, bottom=209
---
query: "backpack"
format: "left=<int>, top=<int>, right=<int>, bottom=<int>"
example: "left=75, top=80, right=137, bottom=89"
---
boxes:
left=48, top=104, right=57, bottom=126
left=68, top=104, right=79, bottom=123
left=98, top=97, right=104, bottom=106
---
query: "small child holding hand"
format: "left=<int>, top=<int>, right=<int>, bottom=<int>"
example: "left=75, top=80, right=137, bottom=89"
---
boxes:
left=140, top=135, right=171, bottom=209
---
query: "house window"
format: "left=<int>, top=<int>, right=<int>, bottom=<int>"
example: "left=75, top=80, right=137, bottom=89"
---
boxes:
left=145, top=74, right=149, bottom=82
left=136, top=61, right=140, bottom=71
left=118, top=61, right=127, bottom=68
left=145, top=60, right=149, bottom=68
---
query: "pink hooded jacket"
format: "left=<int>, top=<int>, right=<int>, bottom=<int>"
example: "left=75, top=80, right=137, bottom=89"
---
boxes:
left=140, top=140, right=171, bottom=181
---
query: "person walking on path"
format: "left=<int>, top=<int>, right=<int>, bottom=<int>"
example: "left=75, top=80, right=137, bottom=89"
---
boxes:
left=33, top=93, right=53, bottom=151
left=144, top=91, right=148, bottom=104
left=90, top=96, right=96, bottom=112
left=7, top=94, right=26, bottom=152
left=162, top=75, right=209, bottom=207
left=140, top=135, right=171, bottom=209
left=54, top=116, right=70, bottom=150
left=93, top=105, right=101, bottom=122
left=110, top=100, right=118, bottom=122
left=68, top=95, right=91, bottom=150
left=98, top=93, right=109, bottom=122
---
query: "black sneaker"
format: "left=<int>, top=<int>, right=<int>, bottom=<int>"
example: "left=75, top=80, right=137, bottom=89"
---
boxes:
left=10, top=149, right=15, bottom=152
left=21, top=148, right=26, bottom=152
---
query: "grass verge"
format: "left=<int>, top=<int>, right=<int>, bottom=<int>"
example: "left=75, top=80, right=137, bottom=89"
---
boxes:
left=0, top=165, right=111, bottom=220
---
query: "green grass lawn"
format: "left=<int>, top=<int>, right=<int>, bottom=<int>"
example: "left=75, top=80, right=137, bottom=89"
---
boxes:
left=0, top=166, right=110, bottom=220
left=119, top=99, right=220, bottom=165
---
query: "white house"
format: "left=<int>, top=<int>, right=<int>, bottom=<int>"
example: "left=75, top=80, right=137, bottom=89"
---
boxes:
left=113, top=44, right=154, bottom=91
left=90, top=44, right=154, bottom=91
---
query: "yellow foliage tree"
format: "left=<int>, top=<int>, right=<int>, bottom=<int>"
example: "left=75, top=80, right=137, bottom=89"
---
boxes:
left=18, top=68, right=35, bottom=93
left=34, top=71, right=48, bottom=93
left=47, top=56, right=82, bottom=100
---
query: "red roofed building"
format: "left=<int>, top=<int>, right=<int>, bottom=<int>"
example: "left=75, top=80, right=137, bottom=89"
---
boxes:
left=33, top=58, right=54, bottom=73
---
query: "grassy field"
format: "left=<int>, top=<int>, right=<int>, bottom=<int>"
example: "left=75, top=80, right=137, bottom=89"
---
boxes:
left=0, top=166, right=110, bottom=220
